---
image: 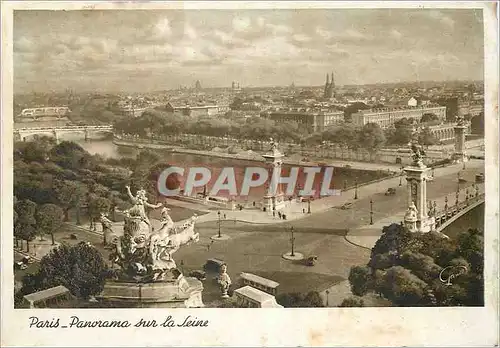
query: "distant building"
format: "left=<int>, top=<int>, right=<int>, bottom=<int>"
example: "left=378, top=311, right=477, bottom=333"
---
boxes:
left=458, top=102, right=484, bottom=118
left=17, top=106, right=71, bottom=122
left=323, top=72, right=335, bottom=99
left=268, top=108, right=344, bottom=132
left=407, top=96, right=430, bottom=107
left=351, top=105, right=447, bottom=128
left=165, top=102, right=230, bottom=117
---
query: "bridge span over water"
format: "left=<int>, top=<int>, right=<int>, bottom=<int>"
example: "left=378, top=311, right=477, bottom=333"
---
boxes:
left=14, top=125, right=113, bottom=142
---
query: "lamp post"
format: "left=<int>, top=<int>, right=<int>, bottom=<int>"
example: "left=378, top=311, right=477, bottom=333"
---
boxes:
left=399, top=171, right=403, bottom=186
left=307, top=199, right=311, bottom=214
left=325, top=289, right=330, bottom=307
left=476, top=183, right=479, bottom=197
left=354, top=180, right=358, bottom=200
left=290, top=226, right=295, bottom=257
left=457, top=172, right=461, bottom=192
left=217, top=210, right=221, bottom=238
left=444, top=196, right=448, bottom=214
left=370, top=199, right=373, bottom=225
left=455, top=190, right=459, bottom=206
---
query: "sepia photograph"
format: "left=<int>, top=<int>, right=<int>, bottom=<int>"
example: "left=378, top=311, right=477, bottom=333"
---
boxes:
left=1, top=1, right=498, bottom=347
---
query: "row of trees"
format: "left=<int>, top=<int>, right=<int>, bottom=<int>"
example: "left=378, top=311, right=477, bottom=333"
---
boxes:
left=346, top=224, right=483, bottom=306
left=114, top=111, right=440, bottom=155
left=114, top=110, right=309, bottom=143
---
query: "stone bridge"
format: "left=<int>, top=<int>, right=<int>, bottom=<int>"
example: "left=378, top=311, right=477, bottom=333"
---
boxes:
left=434, top=192, right=485, bottom=233
left=14, top=125, right=113, bottom=142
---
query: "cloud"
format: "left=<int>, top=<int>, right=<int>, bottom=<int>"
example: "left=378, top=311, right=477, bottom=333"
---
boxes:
left=428, top=10, right=455, bottom=29
left=390, top=29, right=403, bottom=40
left=183, top=23, right=197, bottom=40
left=232, top=16, right=251, bottom=32
left=154, top=17, right=172, bottom=37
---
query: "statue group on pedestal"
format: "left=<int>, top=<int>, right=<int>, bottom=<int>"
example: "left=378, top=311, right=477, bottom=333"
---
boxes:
left=404, top=201, right=418, bottom=221
left=108, top=186, right=199, bottom=282
left=408, top=125, right=426, bottom=167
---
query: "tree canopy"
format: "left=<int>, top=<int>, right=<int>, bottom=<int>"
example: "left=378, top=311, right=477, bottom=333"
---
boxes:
left=347, top=223, right=484, bottom=306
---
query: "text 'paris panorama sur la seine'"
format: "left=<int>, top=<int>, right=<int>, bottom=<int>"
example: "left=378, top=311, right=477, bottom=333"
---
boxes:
left=28, top=316, right=209, bottom=329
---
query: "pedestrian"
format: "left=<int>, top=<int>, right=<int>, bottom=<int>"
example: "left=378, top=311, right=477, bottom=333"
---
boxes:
left=302, top=208, right=305, bottom=214
left=278, top=212, right=282, bottom=219
left=224, top=213, right=226, bottom=219
left=273, top=211, right=276, bottom=218
left=283, top=214, right=287, bottom=220
left=253, top=201, right=256, bottom=207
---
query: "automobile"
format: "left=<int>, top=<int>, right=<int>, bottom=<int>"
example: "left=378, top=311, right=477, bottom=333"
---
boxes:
left=305, top=255, right=318, bottom=266
left=340, top=202, right=353, bottom=210
left=458, top=178, right=467, bottom=183
left=475, top=173, right=485, bottom=183
left=69, top=233, right=78, bottom=240
left=385, top=188, right=397, bottom=196
left=14, top=261, right=28, bottom=270
left=203, top=258, right=225, bottom=274
left=22, top=256, right=34, bottom=264
left=188, top=270, right=207, bottom=281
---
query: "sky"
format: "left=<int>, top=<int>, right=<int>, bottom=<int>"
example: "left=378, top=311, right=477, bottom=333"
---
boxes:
left=13, top=8, right=484, bottom=93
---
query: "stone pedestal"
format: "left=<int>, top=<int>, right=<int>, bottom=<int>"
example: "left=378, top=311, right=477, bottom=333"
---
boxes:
left=453, top=124, right=468, bottom=163
left=404, top=164, right=436, bottom=233
left=97, top=276, right=204, bottom=308
left=262, top=148, right=287, bottom=213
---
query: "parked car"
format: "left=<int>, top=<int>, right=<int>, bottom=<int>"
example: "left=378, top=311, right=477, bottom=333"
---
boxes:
left=22, top=256, right=34, bottom=264
left=14, top=261, right=28, bottom=270
left=475, top=173, right=485, bottom=183
left=385, top=188, right=396, bottom=196
left=340, top=202, right=353, bottom=210
left=305, top=255, right=318, bottom=266
left=70, top=233, right=78, bottom=240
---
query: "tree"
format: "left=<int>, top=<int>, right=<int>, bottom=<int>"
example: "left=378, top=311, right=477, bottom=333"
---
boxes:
left=418, top=127, right=439, bottom=147
left=14, top=199, right=38, bottom=252
left=359, top=123, right=386, bottom=155
left=87, top=195, right=111, bottom=232
left=53, top=180, right=88, bottom=222
left=386, top=118, right=413, bottom=145
left=348, top=266, right=371, bottom=296
left=420, top=113, right=439, bottom=123
left=276, top=291, right=324, bottom=307
left=340, top=296, right=365, bottom=307
left=380, top=266, right=427, bottom=306
left=35, top=204, right=64, bottom=245
left=19, top=242, right=108, bottom=300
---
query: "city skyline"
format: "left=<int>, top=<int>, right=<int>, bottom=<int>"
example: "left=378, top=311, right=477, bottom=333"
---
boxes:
left=14, top=9, right=484, bottom=93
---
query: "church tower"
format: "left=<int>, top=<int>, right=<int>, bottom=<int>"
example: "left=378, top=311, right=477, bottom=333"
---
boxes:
left=323, top=73, right=330, bottom=98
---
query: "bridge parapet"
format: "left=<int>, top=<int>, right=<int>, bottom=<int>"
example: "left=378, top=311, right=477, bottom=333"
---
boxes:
left=434, top=192, right=485, bottom=232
